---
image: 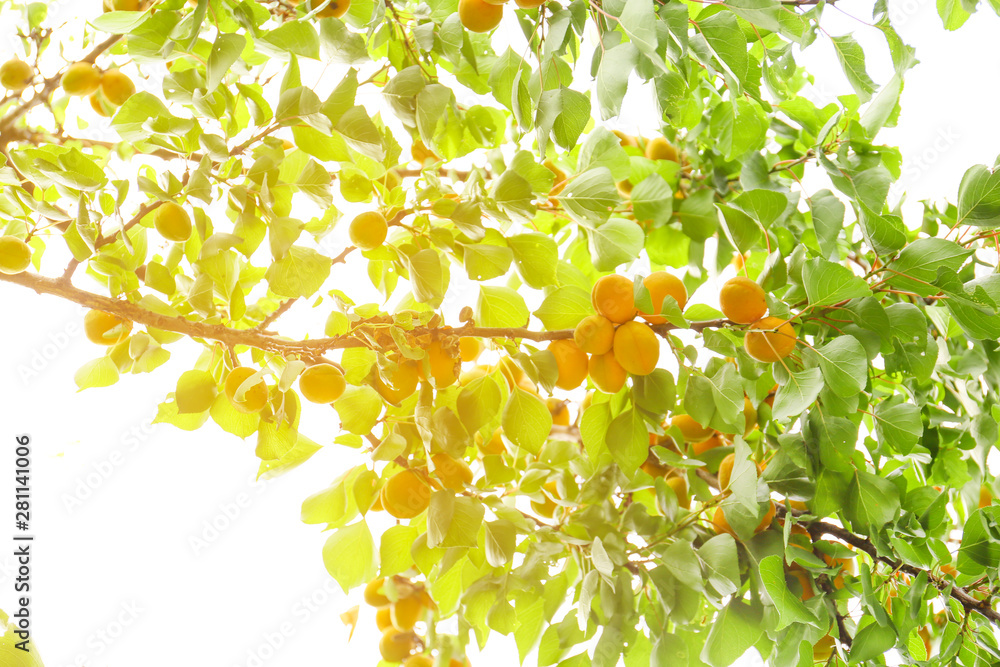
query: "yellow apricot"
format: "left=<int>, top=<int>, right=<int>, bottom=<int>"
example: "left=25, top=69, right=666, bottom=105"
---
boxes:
left=382, top=470, right=431, bottom=519
left=390, top=595, right=424, bottom=631
left=304, top=0, right=351, bottom=17
left=379, top=628, right=418, bottom=662
left=547, top=398, right=570, bottom=426
left=788, top=566, right=814, bottom=601
left=712, top=501, right=775, bottom=537
left=591, top=274, right=637, bottom=324
left=349, top=211, right=387, bottom=251
left=612, top=321, right=659, bottom=376
left=548, top=340, right=588, bottom=390
left=640, top=451, right=670, bottom=478
left=224, top=367, right=268, bottom=413
left=458, top=337, right=483, bottom=362
left=981, top=484, right=993, bottom=508
left=717, top=453, right=761, bottom=490
left=89, top=92, right=113, bottom=117
left=617, top=180, right=633, bottom=198
left=84, top=310, right=132, bottom=345
left=666, top=475, right=690, bottom=509
left=813, top=635, right=836, bottom=661
left=644, top=137, right=679, bottom=162
left=515, top=0, right=546, bottom=7
left=0, top=235, right=32, bottom=274
left=375, top=360, right=420, bottom=404
left=61, top=62, right=101, bottom=96
left=719, top=276, right=767, bottom=324
left=478, top=428, right=506, bottom=455
left=404, top=656, right=434, bottom=667
left=298, top=363, right=346, bottom=404
left=530, top=481, right=559, bottom=518
left=431, top=453, right=473, bottom=491
left=639, top=271, right=687, bottom=324
left=692, top=432, right=727, bottom=457
left=99, top=69, right=135, bottom=106
left=365, top=577, right=391, bottom=607
left=588, top=351, right=627, bottom=394
left=424, top=341, right=459, bottom=388
left=671, top=414, right=712, bottom=443
left=154, top=202, right=192, bottom=242
left=458, top=0, right=503, bottom=32
left=613, top=130, right=638, bottom=148
left=376, top=606, right=393, bottom=631
left=104, top=0, right=141, bottom=9
left=0, top=59, right=33, bottom=91
left=744, top=317, right=797, bottom=363
left=545, top=159, right=567, bottom=196
left=410, top=140, right=437, bottom=163
left=573, top=314, right=615, bottom=355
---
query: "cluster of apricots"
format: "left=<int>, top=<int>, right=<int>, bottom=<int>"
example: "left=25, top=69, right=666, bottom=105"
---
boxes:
left=57, top=61, right=136, bottom=117
left=613, top=134, right=681, bottom=198
left=370, top=453, right=473, bottom=520
left=363, top=576, right=469, bottom=665
left=718, top=276, right=798, bottom=362
left=457, top=0, right=545, bottom=34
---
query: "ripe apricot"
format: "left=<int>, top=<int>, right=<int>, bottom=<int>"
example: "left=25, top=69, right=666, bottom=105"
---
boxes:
left=382, top=470, right=431, bottom=519
left=425, top=341, right=458, bottom=388
left=547, top=398, right=570, bottom=426
left=814, top=635, right=836, bottom=661
left=788, top=566, right=814, bottom=601
left=99, top=69, right=135, bottom=106
left=154, top=202, right=192, bottom=242
left=591, top=274, right=636, bottom=324
left=719, top=276, right=767, bottom=324
left=431, top=453, right=473, bottom=491
left=298, top=363, right=346, bottom=404
left=613, top=130, right=638, bottom=148
left=365, top=577, right=391, bottom=607
left=376, top=360, right=420, bottom=404
left=588, top=351, right=627, bottom=394
left=380, top=628, right=418, bottom=662
left=548, top=340, right=588, bottom=390
left=458, top=337, right=483, bottom=362
left=712, top=501, right=774, bottom=537
left=304, top=0, right=351, bottom=17
left=404, top=656, right=434, bottom=667
left=666, top=475, right=690, bottom=509
left=671, top=414, right=712, bottom=443
left=717, top=453, right=762, bottom=490
left=530, top=481, right=559, bottom=518
left=0, top=59, right=32, bottom=91
left=545, top=160, right=567, bottom=196
left=644, top=137, right=679, bottom=162
left=390, top=595, right=424, bottom=631
left=612, top=321, right=659, bottom=376
left=744, top=317, right=797, bottom=363
left=104, top=0, right=141, bottom=9
left=458, top=0, right=503, bottom=32
left=224, top=367, right=268, bottom=413
left=349, top=211, right=387, bottom=251
left=823, top=553, right=856, bottom=589
left=89, top=92, right=113, bottom=117
left=174, top=369, right=218, bottom=414
left=0, top=235, right=32, bottom=274
left=639, top=272, right=687, bottom=324
left=410, top=140, right=437, bottom=163
left=515, top=0, right=546, bottom=7
left=573, top=314, right=615, bottom=355
left=641, top=452, right=670, bottom=478
left=376, top=606, right=393, bottom=631
left=617, top=180, right=633, bottom=198
left=84, top=310, right=132, bottom=345
left=61, top=62, right=101, bottom=96
left=980, top=484, right=993, bottom=508
left=449, top=659, right=471, bottom=667
left=459, top=365, right=489, bottom=385
left=691, top=432, right=726, bottom=457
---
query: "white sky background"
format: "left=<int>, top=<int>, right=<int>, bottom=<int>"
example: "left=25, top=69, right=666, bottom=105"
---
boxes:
left=1, top=2, right=999, bottom=666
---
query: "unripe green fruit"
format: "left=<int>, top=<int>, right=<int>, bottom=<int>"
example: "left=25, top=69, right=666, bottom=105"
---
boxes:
left=0, top=236, right=32, bottom=274
left=61, top=63, right=101, bottom=96
left=154, top=202, right=192, bottom=242
left=100, top=69, right=135, bottom=106
left=0, top=59, right=33, bottom=92
left=175, top=370, right=218, bottom=414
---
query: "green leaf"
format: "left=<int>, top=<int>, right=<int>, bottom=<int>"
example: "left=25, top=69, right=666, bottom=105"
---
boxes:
left=265, top=246, right=332, bottom=297
left=379, top=524, right=419, bottom=576
left=596, top=43, right=637, bottom=120
left=759, top=554, right=817, bottom=629
left=698, top=534, right=740, bottom=597
left=75, top=357, right=120, bottom=390
left=559, top=168, right=618, bottom=224
left=846, top=471, right=900, bottom=532
left=802, top=257, right=872, bottom=307
left=850, top=622, right=897, bottom=663
left=456, top=376, right=503, bottom=434
left=427, top=493, right=484, bottom=548
left=206, top=33, right=246, bottom=93
left=810, top=189, right=845, bottom=259
left=606, top=408, right=648, bottom=478
left=771, top=368, right=823, bottom=421
left=260, top=20, right=320, bottom=59
left=476, top=286, right=529, bottom=328
left=830, top=35, right=877, bottom=102
left=333, top=385, right=383, bottom=435
left=534, top=286, right=594, bottom=331
left=485, top=520, right=516, bottom=567
left=956, top=163, right=1000, bottom=227
left=501, top=388, right=552, bottom=455
left=873, top=402, right=922, bottom=454
left=631, top=175, right=674, bottom=226
left=698, top=13, right=749, bottom=89
left=508, top=233, right=559, bottom=288
left=322, top=521, right=378, bottom=593
left=700, top=600, right=764, bottom=667
left=811, top=335, right=867, bottom=397
left=462, top=242, right=513, bottom=281
left=589, top=218, right=645, bottom=271
left=580, top=403, right=613, bottom=466
left=957, top=507, right=1000, bottom=574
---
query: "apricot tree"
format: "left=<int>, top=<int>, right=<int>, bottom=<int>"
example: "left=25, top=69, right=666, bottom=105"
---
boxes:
left=2, top=0, right=1000, bottom=665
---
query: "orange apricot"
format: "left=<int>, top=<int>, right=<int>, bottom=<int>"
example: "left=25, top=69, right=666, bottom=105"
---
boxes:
left=225, top=367, right=268, bottom=413
left=99, top=69, right=135, bottom=106
left=691, top=432, right=727, bottom=457
left=719, top=276, right=767, bottom=324
left=61, top=62, right=101, bottom=96
left=404, top=656, right=434, bottom=667
left=458, top=0, right=503, bottom=32
left=588, top=351, right=627, bottom=394
left=671, top=414, right=713, bottom=443
left=980, top=484, right=993, bottom=508
left=458, top=337, right=483, bottom=362
left=380, top=628, right=418, bottom=662
left=376, top=360, right=420, bottom=404
left=591, top=274, right=637, bottom=324
left=744, top=317, right=797, bottom=363
left=547, top=398, right=570, bottom=426
left=712, top=501, right=775, bottom=537
left=612, top=321, right=659, bottom=376
left=390, top=595, right=424, bottom=631
left=430, top=453, right=473, bottom=491
left=382, top=470, right=432, bottom=519
left=478, top=428, right=506, bottom=456
left=639, top=272, right=687, bottom=324
left=376, top=606, right=393, bottom=631
left=298, top=363, right=346, bottom=404
left=84, top=310, right=132, bottom=345
left=788, top=566, right=814, bottom=601
left=545, top=159, right=567, bottom=196
left=548, top=340, right=588, bottom=390
left=717, top=453, right=762, bottom=490
left=573, top=314, right=615, bottom=355
left=349, top=211, right=387, bottom=251
left=644, top=137, right=679, bottom=162
left=666, top=475, right=690, bottom=509
left=365, top=577, right=391, bottom=607
left=425, top=341, right=458, bottom=388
